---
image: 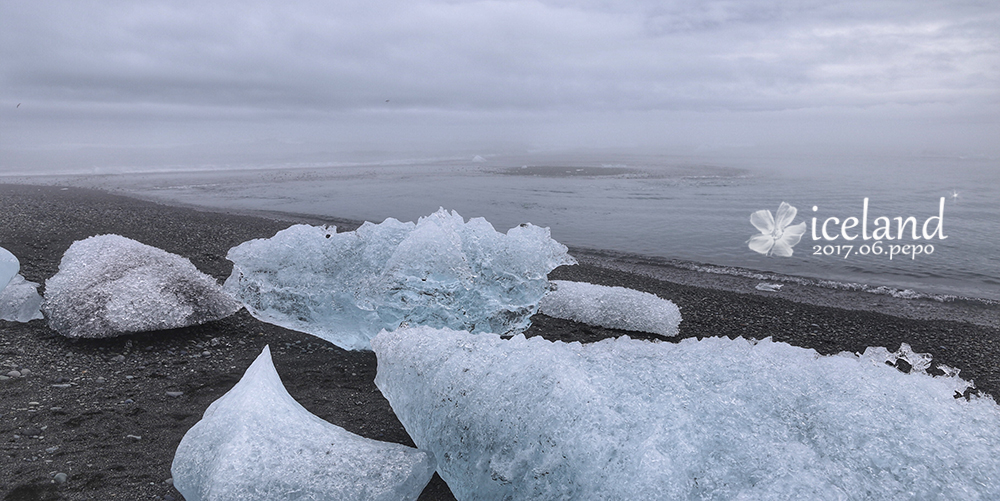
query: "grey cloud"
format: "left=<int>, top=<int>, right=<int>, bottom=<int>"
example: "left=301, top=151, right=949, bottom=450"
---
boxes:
left=1, top=0, right=998, bottom=165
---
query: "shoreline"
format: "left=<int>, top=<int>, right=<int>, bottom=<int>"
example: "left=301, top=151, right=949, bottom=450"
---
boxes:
left=3, top=169, right=996, bottom=306
left=2, top=184, right=1000, bottom=499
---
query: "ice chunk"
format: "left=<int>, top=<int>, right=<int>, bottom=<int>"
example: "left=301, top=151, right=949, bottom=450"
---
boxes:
left=43, top=235, right=240, bottom=338
left=755, top=282, right=783, bottom=292
left=172, top=346, right=435, bottom=501
left=224, top=208, right=575, bottom=350
left=538, top=280, right=680, bottom=336
left=0, top=246, right=18, bottom=291
left=373, top=327, right=1000, bottom=500
left=0, top=274, right=44, bottom=322
left=0, top=246, right=43, bottom=322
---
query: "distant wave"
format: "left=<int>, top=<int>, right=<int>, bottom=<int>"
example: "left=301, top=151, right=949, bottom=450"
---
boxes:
left=674, top=261, right=998, bottom=305
left=575, top=248, right=999, bottom=307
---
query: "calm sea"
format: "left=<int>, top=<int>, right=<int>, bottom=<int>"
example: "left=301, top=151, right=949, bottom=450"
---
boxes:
left=8, top=151, right=998, bottom=302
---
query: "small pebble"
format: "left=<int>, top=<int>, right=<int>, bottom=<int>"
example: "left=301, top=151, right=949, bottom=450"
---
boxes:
left=0, top=376, right=10, bottom=382
left=112, top=355, right=125, bottom=362
left=22, top=427, right=42, bottom=437
left=165, top=391, right=184, bottom=398
left=28, top=401, right=40, bottom=406
left=164, top=477, right=173, bottom=486
left=51, top=384, right=71, bottom=389
left=123, top=399, right=134, bottom=404
left=164, top=495, right=176, bottom=501
left=19, top=368, right=30, bottom=376
left=126, top=434, right=142, bottom=440
left=6, top=370, right=21, bottom=378
left=95, top=377, right=106, bottom=384
left=45, top=446, right=59, bottom=453
left=54, top=376, right=69, bottom=384
left=202, top=351, right=211, bottom=356
left=53, top=472, right=68, bottom=484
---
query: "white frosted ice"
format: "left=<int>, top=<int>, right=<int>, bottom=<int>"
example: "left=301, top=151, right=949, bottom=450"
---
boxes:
left=0, top=246, right=18, bottom=291
left=539, top=280, right=681, bottom=336
left=373, top=326, right=1000, bottom=500
left=172, top=346, right=435, bottom=501
left=43, top=235, right=240, bottom=338
left=0, top=274, right=44, bottom=322
left=224, top=208, right=575, bottom=350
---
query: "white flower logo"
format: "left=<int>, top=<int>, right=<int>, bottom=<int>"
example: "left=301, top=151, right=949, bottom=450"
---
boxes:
left=748, top=202, right=807, bottom=257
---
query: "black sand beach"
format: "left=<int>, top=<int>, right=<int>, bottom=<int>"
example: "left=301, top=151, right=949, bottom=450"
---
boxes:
left=1, top=184, right=998, bottom=500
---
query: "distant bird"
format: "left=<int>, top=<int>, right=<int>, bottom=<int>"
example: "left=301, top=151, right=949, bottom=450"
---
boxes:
left=951, top=189, right=959, bottom=201
left=16, top=103, right=20, bottom=108
left=385, top=99, right=390, bottom=103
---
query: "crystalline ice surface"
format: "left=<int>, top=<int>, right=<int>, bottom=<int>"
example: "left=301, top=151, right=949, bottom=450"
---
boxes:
left=224, top=208, right=575, bottom=350
left=0, top=246, right=18, bottom=291
left=0, top=274, right=44, bottom=322
left=373, top=326, right=1000, bottom=500
left=539, top=280, right=681, bottom=336
left=43, top=235, right=240, bottom=338
left=172, top=346, right=435, bottom=501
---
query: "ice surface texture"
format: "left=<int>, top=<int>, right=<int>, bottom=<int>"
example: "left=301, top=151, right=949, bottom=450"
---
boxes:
left=224, top=208, right=576, bottom=350
left=0, top=274, right=44, bottom=322
left=172, top=346, right=435, bottom=501
left=539, top=280, right=680, bottom=336
left=0, top=246, right=43, bottom=322
left=373, top=327, right=1000, bottom=500
left=0, top=246, right=18, bottom=291
left=43, top=235, right=240, bottom=338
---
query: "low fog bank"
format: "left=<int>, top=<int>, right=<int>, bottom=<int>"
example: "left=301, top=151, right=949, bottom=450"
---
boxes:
left=2, top=106, right=997, bottom=177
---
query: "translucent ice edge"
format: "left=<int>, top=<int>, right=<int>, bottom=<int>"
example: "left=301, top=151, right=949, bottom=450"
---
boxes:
left=0, top=274, right=44, bottom=322
left=0, top=246, right=19, bottom=292
left=172, top=345, right=436, bottom=501
left=373, top=327, right=1000, bottom=500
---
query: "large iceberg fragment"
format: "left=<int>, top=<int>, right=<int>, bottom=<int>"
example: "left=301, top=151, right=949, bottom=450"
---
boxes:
left=538, top=280, right=681, bottom=336
left=172, top=346, right=435, bottom=501
left=43, top=235, right=240, bottom=338
left=0, top=247, right=43, bottom=322
left=373, top=327, right=1000, bottom=500
left=224, top=208, right=575, bottom=350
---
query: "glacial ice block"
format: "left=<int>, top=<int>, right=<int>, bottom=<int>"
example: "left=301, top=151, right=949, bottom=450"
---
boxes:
left=224, top=208, right=576, bottom=350
left=373, top=327, right=1000, bottom=500
left=172, top=346, right=436, bottom=501
left=0, top=274, right=44, bottom=322
left=43, top=235, right=241, bottom=338
left=0, top=246, right=17, bottom=291
left=538, top=280, right=681, bottom=336
left=0, top=246, right=43, bottom=322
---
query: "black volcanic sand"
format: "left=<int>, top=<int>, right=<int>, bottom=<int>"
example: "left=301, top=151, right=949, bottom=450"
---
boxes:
left=2, top=184, right=999, bottom=500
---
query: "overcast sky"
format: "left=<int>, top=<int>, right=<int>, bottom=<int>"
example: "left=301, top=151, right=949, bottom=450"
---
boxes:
left=2, top=0, right=998, bottom=171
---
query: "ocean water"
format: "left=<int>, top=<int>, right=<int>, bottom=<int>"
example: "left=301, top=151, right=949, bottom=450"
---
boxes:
left=7, top=151, right=998, bottom=302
